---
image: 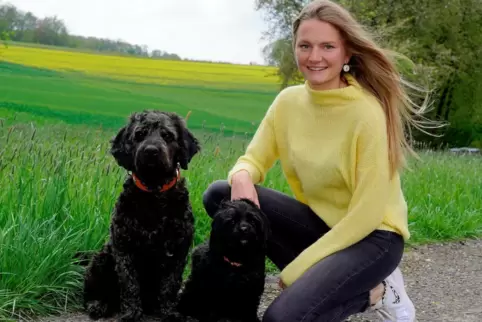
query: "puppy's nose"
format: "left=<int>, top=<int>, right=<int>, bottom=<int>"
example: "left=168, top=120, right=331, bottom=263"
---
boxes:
left=239, top=223, right=249, bottom=232
left=144, top=145, right=159, bottom=156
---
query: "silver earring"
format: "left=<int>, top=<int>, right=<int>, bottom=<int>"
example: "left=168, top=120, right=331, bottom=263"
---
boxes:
left=343, top=64, right=350, bottom=72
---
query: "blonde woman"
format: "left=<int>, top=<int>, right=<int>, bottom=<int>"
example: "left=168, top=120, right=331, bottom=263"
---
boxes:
left=203, top=0, right=428, bottom=320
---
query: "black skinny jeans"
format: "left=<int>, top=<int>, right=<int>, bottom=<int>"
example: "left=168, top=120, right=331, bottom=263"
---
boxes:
left=202, top=180, right=405, bottom=322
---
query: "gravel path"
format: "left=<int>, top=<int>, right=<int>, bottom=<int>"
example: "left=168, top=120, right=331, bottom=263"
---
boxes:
left=30, top=238, right=481, bottom=322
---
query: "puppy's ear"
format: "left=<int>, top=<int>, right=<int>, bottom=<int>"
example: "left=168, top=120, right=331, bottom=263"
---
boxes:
left=171, top=114, right=201, bottom=170
left=210, top=203, right=234, bottom=233
left=110, top=124, right=134, bottom=171
left=252, top=206, right=271, bottom=243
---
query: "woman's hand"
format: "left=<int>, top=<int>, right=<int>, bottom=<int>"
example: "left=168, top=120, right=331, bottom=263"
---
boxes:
left=230, top=170, right=260, bottom=208
left=278, top=278, right=286, bottom=290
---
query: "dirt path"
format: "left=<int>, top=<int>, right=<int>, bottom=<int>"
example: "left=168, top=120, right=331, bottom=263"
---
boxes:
left=30, top=239, right=481, bottom=322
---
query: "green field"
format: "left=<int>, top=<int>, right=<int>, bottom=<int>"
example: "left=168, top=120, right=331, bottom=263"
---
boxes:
left=0, top=61, right=276, bottom=135
left=0, top=46, right=481, bottom=320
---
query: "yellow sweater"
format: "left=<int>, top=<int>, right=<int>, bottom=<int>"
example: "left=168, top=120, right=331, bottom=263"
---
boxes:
left=227, top=74, right=410, bottom=287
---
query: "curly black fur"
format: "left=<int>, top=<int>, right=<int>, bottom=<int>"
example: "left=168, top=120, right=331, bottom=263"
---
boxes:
left=83, top=110, right=201, bottom=322
left=178, top=198, right=270, bottom=322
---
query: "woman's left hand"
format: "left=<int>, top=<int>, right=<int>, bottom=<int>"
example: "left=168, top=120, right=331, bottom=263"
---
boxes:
left=278, top=278, right=286, bottom=290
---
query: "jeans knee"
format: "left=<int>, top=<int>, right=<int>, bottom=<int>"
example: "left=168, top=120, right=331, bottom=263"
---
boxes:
left=202, top=179, right=230, bottom=218
left=262, top=300, right=285, bottom=322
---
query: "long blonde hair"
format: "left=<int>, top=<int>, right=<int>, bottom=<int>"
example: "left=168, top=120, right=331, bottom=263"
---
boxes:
left=292, top=0, right=441, bottom=177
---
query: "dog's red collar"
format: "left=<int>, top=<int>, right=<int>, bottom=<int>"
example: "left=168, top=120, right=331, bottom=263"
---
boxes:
left=223, top=256, right=242, bottom=267
left=131, top=168, right=181, bottom=193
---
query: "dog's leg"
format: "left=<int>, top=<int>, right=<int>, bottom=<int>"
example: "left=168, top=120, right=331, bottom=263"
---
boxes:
left=115, top=253, right=143, bottom=322
left=177, top=243, right=215, bottom=322
left=216, top=317, right=260, bottom=322
left=238, top=296, right=263, bottom=322
left=177, top=269, right=205, bottom=318
left=155, top=236, right=194, bottom=320
left=176, top=277, right=198, bottom=317
left=83, top=245, right=120, bottom=320
left=176, top=275, right=211, bottom=321
left=214, top=312, right=260, bottom=322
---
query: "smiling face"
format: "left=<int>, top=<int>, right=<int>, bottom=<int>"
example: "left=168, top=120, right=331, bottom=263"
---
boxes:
left=294, top=18, right=350, bottom=90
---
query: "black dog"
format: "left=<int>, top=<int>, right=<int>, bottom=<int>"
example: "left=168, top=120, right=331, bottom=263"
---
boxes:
left=178, top=198, right=270, bottom=322
left=83, top=110, right=201, bottom=322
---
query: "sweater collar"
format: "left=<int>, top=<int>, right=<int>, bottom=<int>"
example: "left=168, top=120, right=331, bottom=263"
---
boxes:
left=304, top=74, right=363, bottom=107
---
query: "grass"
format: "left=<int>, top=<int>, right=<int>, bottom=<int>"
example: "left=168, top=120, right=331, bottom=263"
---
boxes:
left=1, top=116, right=481, bottom=321
left=0, top=44, right=481, bottom=320
left=0, top=118, right=289, bottom=320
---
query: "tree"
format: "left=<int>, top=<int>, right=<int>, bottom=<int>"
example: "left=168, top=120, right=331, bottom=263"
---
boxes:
left=256, top=0, right=309, bottom=88
left=255, top=0, right=308, bottom=40
left=33, top=16, right=69, bottom=46
left=262, top=37, right=304, bottom=89
left=0, top=3, right=183, bottom=61
left=0, top=30, right=13, bottom=56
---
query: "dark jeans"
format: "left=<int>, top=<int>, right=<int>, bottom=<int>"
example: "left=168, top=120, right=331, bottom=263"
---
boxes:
left=202, top=180, right=405, bottom=322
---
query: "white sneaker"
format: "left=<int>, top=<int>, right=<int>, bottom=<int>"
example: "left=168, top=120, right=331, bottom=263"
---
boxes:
left=372, top=267, right=416, bottom=321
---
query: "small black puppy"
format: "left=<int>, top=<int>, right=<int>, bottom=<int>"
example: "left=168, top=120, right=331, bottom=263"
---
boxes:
left=83, top=110, right=200, bottom=322
left=178, top=198, right=270, bottom=322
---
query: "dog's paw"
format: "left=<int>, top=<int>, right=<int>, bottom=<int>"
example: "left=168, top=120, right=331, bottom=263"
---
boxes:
left=86, top=300, right=111, bottom=320
left=215, top=317, right=260, bottom=322
left=117, top=309, right=143, bottom=322
left=157, top=309, right=194, bottom=322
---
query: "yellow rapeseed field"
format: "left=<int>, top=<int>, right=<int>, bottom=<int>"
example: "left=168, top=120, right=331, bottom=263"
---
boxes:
left=3, top=45, right=280, bottom=89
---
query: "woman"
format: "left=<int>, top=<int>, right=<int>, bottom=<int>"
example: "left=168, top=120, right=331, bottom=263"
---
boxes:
left=203, top=0, right=430, bottom=321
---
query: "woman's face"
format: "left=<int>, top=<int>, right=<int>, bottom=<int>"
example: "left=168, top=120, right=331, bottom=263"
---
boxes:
left=294, top=18, right=350, bottom=90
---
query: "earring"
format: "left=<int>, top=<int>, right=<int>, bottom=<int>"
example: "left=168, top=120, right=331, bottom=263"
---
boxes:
left=343, top=63, right=350, bottom=72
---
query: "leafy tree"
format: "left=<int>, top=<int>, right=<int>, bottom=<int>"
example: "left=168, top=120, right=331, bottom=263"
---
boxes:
left=0, top=29, right=13, bottom=58
left=256, top=0, right=308, bottom=88
left=0, top=2, right=181, bottom=60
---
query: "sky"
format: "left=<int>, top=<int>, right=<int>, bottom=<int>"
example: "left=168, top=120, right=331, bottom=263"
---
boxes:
left=6, top=0, right=271, bottom=65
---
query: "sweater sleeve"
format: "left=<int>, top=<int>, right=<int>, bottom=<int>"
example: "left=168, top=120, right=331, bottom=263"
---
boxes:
left=279, top=115, right=392, bottom=287
left=227, top=97, right=280, bottom=185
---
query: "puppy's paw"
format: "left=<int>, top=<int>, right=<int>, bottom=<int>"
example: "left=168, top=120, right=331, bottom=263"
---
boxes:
left=118, top=308, right=143, bottom=322
left=216, top=316, right=260, bottom=322
left=159, top=308, right=196, bottom=322
left=86, top=300, right=111, bottom=320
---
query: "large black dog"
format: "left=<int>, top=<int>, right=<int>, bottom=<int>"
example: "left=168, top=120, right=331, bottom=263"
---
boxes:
left=178, top=198, right=270, bottom=322
left=83, top=110, right=200, bottom=322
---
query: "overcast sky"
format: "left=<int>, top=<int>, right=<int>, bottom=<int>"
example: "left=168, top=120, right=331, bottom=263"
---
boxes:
left=6, top=0, right=271, bottom=64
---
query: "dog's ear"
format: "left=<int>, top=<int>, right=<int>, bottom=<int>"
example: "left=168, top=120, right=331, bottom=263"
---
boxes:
left=110, top=124, right=134, bottom=171
left=170, top=113, right=201, bottom=170
left=249, top=203, right=271, bottom=243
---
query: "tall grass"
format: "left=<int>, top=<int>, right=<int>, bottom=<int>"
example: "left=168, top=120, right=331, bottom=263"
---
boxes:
left=0, top=116, right=481, bottom=320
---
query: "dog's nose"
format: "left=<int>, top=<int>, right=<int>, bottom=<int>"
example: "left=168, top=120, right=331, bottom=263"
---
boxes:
left=239, top=223, right=249, bottom=232
left=144, top=145, right=159, bottom=156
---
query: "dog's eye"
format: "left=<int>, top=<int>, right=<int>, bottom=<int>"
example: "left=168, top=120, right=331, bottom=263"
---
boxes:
left=134, top=129, right=148, bottom=141
left=162, top=132, right=174, bottom=142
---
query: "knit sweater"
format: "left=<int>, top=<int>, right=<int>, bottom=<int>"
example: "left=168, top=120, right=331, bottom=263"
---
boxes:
left=227, top=74, right=410, bottom=287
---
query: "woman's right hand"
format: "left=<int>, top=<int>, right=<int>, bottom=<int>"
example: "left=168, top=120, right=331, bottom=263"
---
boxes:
left=230, top=170, right=260, bottom=208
